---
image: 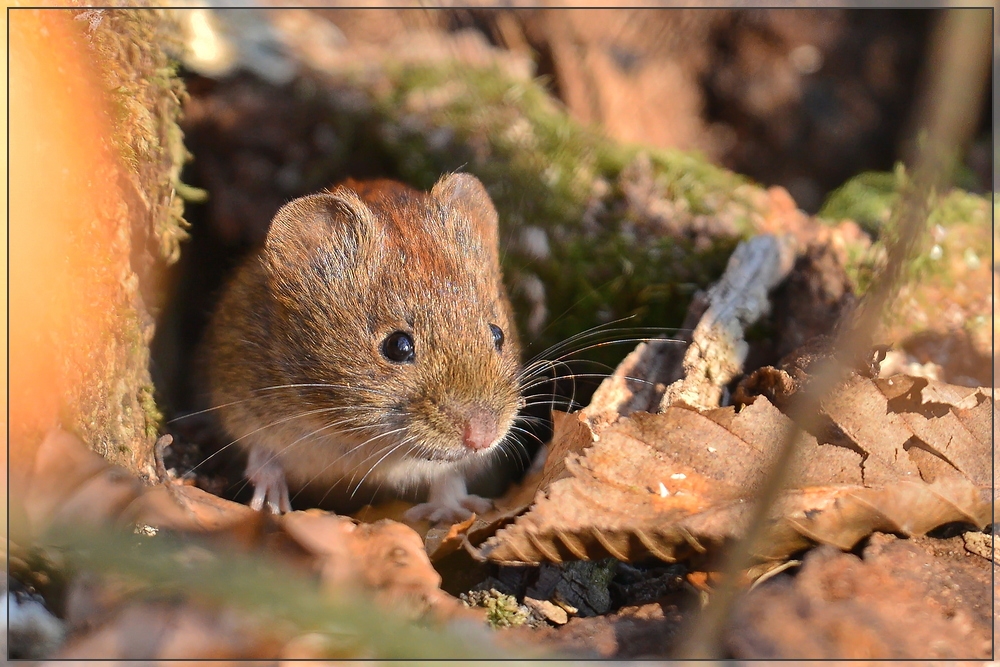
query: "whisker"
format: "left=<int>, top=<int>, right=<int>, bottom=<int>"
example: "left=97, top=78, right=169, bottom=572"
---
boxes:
left=247, top=383, right=397, bottom=399
left=348, top=435, right=417, bottom=500
left=184, top=405, right=367, bottom=474
left=525, top=314, right=642, bottom=360
left=292, top=426, right=414, bottom=506
left=507, top=425, right=546, bottom=447
left=182, top=406, right=384, bottom=479
left=519, top=336, right=682, bottom=382
left=520, top=372, right=660, bottom=394
left=168, top=388, right=393, bottom=424
left=524, top=317, right=683, bottom=366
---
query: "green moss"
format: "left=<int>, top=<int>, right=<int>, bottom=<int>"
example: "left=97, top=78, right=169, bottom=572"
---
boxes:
left=461, top=588, right=531, bottom=629
left=139, top=382, right=163, bottom=441
left=820, top=165, right=991, bottom=295
left=819, top=165, right=904, bottom=236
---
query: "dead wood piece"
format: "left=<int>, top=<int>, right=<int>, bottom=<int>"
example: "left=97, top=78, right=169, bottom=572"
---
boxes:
left=660, top=234, right=796, bottom=411
left=582, top=339, right=682, bottom=431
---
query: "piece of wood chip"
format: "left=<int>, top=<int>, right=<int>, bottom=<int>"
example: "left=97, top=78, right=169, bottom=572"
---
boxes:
left=660, top=234, right=796, bottom=410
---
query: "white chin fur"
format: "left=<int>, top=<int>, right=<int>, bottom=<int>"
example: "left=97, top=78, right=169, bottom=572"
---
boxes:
left=378, top=450, right=490, bottom=492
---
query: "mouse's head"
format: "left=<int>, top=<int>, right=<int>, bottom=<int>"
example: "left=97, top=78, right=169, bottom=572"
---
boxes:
left=259, top=173, right=523, bottom=476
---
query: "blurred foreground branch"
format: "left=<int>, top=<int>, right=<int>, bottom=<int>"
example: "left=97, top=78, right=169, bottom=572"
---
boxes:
left=50, top=527, right=512, bottom=660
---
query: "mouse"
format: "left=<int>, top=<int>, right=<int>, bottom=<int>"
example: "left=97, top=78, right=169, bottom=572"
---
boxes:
left=201, top=173, right=524, bottom=523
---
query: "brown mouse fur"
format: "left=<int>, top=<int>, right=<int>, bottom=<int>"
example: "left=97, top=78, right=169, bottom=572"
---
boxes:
left=203, top=173, right=523, bottom=520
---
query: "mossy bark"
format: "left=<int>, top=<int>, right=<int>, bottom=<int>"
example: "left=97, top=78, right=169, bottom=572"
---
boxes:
left=72, top=8, right=191, bottom=476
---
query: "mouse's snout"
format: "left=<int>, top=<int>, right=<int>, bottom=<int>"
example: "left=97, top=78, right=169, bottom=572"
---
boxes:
left=439, top=400, right=504, bottom=452
left=461, top=406, right=499, bottom=452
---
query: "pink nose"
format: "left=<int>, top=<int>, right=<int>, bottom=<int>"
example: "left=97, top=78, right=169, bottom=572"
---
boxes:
left=462, top=408, right=499, bottom=452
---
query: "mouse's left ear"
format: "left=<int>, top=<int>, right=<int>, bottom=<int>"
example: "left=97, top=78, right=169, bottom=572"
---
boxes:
left=432, top=173, right=500, bottom=256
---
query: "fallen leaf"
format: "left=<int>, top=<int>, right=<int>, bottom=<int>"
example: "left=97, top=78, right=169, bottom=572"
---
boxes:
left=479, top=376, right=993, bottom=565
left=443, top=513, right=478, bottom=540
left=23, top=429, right=144, bottom=538
left=422, top=411, right=599, bottom=563
left=537, top=411, right=599, bottom=491
left=279, top=511, right=462, bottom=620
left=422, top=512, right=478, bottom=560
left=127, top=484, right=264, bottom=547
left=727, top=535, right=992, bottom=659
left=873, top=376, right=992, bottom=488
left=48, top=600, right=289, bottom=661
left=18, top=424, right=471, bottom=655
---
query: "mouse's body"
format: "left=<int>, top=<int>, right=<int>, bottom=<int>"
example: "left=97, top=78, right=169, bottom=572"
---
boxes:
left=203, top=173, right=523, bottom=522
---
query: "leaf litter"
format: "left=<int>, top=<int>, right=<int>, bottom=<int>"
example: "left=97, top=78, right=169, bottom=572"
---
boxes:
left=478, top=375, right=992, bottom=566
left=13, top=228, right=995, bottom=659
left=15, top=428, right=496, bottom=660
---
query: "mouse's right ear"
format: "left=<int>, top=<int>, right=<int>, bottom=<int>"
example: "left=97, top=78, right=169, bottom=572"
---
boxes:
left=262, top=191, right=379, bottom=276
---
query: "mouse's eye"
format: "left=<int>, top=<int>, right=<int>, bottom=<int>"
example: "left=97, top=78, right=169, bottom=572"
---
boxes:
left=382, top=331, right=415, bottom=363
left=489, top=324, right=504, bottom=352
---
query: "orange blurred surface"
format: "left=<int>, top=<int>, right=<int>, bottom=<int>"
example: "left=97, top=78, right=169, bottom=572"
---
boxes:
left=8, top=10, right=123, bottom=497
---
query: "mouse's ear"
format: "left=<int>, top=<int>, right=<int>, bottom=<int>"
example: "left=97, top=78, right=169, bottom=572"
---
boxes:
left=263, top=191, right=379, bottom=275
left=431, top=173, right=500, bottom=255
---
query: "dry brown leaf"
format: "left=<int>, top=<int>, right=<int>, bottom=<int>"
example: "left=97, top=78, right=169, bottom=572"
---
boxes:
left=919, top=379, right=993, bottom=410
left=537, top=410, right=600, bottom=490
left=822, top=374, right=993, bottom=491
left=874, top=377, right=993, bottom=488
left=421, top=513, right=478, bottom=560
left=279, top=511, right=463, bottom=620
left=23, top=429, right=145, bottom=537
left=727, top=535, right=992, bottom=659
left=20, top=424, right=467, bottom=647
left=443, top=513, right=478, bottom=540
left=49, top=600, right=289, bottom=661
left=419, top=410, right=599, bottom=562
left=479, top=376, right=993, bottom=565
left=128, top=484, right=263, bottom=542
left=21, top=427, right=270, bottom=550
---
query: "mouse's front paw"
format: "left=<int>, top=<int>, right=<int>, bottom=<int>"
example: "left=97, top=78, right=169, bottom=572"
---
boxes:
left=458, top=494, right=493, bottom=515
left=404, top=473, right=491, bottom=524
left=246, top=447, right=291, bottom=514
left=403, top=494, right=492, bottom=524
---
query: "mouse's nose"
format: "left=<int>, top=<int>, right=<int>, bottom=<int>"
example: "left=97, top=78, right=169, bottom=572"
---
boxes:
left=461, top=406, right=498, bottom=452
